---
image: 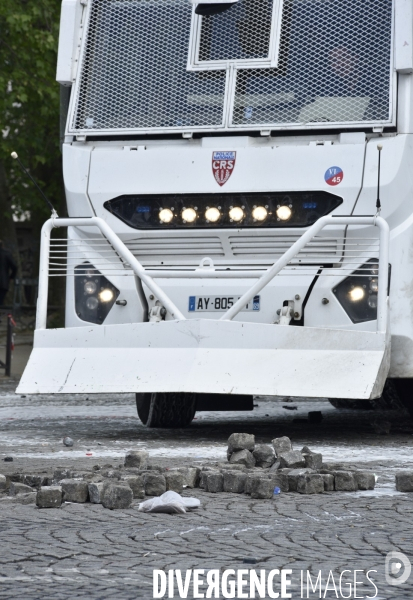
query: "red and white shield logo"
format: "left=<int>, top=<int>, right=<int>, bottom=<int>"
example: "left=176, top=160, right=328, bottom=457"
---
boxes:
left=212, top=151, right=236, bottom=187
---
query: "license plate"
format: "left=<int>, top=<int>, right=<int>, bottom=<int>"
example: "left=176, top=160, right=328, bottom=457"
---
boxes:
left=188, top=295, right=260, bottom=312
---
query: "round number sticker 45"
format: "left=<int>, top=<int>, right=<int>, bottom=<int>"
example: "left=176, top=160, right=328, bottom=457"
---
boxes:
left=325, top=166, right=344, bottom=186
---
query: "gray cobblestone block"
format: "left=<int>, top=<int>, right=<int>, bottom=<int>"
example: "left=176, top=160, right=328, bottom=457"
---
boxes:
left=101, top=484, right=133, bottom=509
left=253, top=445, right=276, bottom=468
left=297, top=474, right=324, bottom=495
left=334, top=471, right=358, bottom=492
left=183, top=467, right=201, bottom=488
left=227, top=433, right=255, bottom=455
left=0, top=475, right=6, bottom=492
left=287, top=469, right=315, bottom=492
left=272, top=436, right=292, bottom=456
left=144, top=473, right=166, bottom=496
left=223, top=471, right=247, bottom=493
left=205, top=473, right=224, bottom=493
left=124, top=450, right=149, bottom=470
left=9, top=482, right=34, bottom=496
left=199, top=470, right=218, bottom=489
left=303, top=453, right=323, bottom=471
left=395, top=471, right=413, bottom=492
left=53, top=467, right=72, bottom=482
left=100, top=469, right=122, bottom=480
left=229, top=449, right=255, bottom=468
left=23, top=475, right=49, bottom=489
left=61, top=479, right=89, bottom=503
left=269, top=460, right=281, bottom=472
left=321, top=474, right=335, bottom=491
left=36, top=486, right=63, bottom=508
left=244, top=474, right=262, bottom=495
left=278, top=451, right=305, bottom=469
left=165, top=472, right=184, bottom=493
left=15, top=492, right=37, bottom=505
left=250, top=478, right=275, bottom=499
left=268, top=473, right=289, bottom=493
left=88, top=482, right=106, bottom=503
left=218, top=463, right=246, bottom=471
left=121, top=475, right=145, bottom=499
left=71, top=471, right=95, bottom=481
left=355, top=472, right=375, bottom=491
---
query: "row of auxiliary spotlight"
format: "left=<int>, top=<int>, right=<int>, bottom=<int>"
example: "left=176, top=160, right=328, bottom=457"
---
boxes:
left=158, top=205, right=292, bottom=224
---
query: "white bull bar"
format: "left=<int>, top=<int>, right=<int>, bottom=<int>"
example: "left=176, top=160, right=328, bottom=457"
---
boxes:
left=18, top=215, right=390, bottom=399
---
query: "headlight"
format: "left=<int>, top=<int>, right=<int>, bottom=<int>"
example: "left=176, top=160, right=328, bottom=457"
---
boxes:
left=181, top=207, right=197, bottom=223
left=229, top=206, right=245, bottom=222
left=276, top=205, right=292, bottom=221
left=205, top=207, right=221, bottom=223
left=159, top=208, right=174, bottom=223
left=333, top=259, right=380, bottom=323
left=252, top=206, right=268, bottom=222
left=75, top=263, right=119, bottom=324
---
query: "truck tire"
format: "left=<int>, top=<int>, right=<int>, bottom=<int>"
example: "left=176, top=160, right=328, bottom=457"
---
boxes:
left=328, top=398, right=374, bottom=410
left=136, top=392, right=196, bottom=428
left=328, top=380, right=405, bottom=411
left=389, top=379, right=413, bottom=417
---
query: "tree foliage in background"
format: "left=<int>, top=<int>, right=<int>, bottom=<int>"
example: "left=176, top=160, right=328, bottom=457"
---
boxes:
left=0, top=0, right=62, bottom=248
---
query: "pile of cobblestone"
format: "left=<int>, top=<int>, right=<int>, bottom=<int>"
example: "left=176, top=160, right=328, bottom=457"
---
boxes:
left=199, top=433, right=379, bottom=498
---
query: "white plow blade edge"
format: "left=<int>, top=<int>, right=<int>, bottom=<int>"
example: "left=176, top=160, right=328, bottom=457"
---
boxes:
left=17, top=320, right=390, bottom=399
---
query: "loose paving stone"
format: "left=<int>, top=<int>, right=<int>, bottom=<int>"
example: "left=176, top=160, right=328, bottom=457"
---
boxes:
left=53, top=467, right=72, bottom=481
left=287, top=469, right=315, bottom=492
left=229, top=449, right=255, bottom=468
left=223, top=471, right=247, bottom=493
left=88, top=481, right=106, bottom=504
left=227, top=433, right=255, bottom=455
left=250, top=478, right=275, bottom=499
left=23, top=474, right=49, bottom=489
left=144, top=472, right=166, bottom=496
left=278, top=450, right=305, bottom=469
left=395, top=471, right=413, bottom=492
left=205, top=473, right=224, bottom=493
left=60, top=479, right=89, bottom=503
left=297, top=474, right=324, bottom=494
left=124, top=450, right=149, bottom=469
left=0, top=474, right=6, bottom=492
left=244, top=474, right=263, bottom=495
left=252, top=444, right=276, bottom=468
left=272, top=436, right=293, bottom=455
left=355, top=471, right=375, bottom=491
left=9, top=482, right=33, bottom=496
left=303, top=452, right=323, bottom=471
left=14, top=492, right=37, bottom=505
left=321, top=473, right=335, bottom=491
left=175, top=467, right=200, bottom=488
left=36, top=486, right=62, bottom=508
left=122, top=475, right=145, bottom=499
left=165, top=472, right=184, bottom=493
left=334, top=471, right=358, bottom=492
left=268, top=472, right=289, bottom=493
left=101, top=484, right=133, bottom=510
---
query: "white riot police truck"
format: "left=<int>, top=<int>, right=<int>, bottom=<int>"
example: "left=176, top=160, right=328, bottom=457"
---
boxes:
left=17, top=0, right=413, bottom=426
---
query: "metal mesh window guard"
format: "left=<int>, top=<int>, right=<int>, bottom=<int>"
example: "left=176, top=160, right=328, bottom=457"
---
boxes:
left=69, top=0, right=393, bottom=135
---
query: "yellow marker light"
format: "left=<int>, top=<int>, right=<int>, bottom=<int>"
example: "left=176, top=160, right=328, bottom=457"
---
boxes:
left=205, top=207, right=221, bottom=223
left=348, top=286, right=365, bottom=302
left=252, top=206, right=268, bottom=222
left=276, top=206, right=292, bottom=221
left=99, top=289, right=115, bottom=303
left=229, top=207, right=244, bottom=222
left=159, top=208, right=174, bottom=223
left=182, top=207, right=197, bottom=223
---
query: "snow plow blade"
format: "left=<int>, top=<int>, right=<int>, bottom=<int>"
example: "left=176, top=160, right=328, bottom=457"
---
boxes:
left=17, top=319, right=389, bottom=400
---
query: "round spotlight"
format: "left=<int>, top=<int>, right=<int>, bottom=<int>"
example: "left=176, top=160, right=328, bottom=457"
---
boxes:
left=276, top=206, right=292, bottom=221
left=99, top=289, right=115, bottom=303
left=205, top=207, right=221, bottom=223
left=369, top=278, right=378, bottom=293
left=182, top=207, right=197, bottom=223
left=368, top=295, right=378, bottom=309
left=229, top=207, right=244, bottom=222
left=86, top=296, right=99, bottom=310
left=252, top=206, right=268, bottom=222
left=348, top=286, right=365, bottom=302
left=84, top=281, right=97, bottom=295
left=159, top=208, right=174, bottom=224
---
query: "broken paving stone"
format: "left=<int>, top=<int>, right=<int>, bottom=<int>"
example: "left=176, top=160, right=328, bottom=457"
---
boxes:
left=334, top=471, right=358, bottom=492
left=88, top=482, right=106, bottom=504
left=9, top=482, right=34, bottom=496
left=250, top=478, right=275, bottom=499
left=122, top=475, right=145, bottom=499
left=165, top=472, right=184, bottom=494
left=278, top=450, right=305, bottom=469
left=355, top=472, right=375, bottom=491
left=61, top=479, right=89, bottom=503
left=253, top=445, right=276, bottom=468
left=101, top=484, right=133, bottom=510
left=223, top=471, right=247, bottom=494
left=271, top=437, right=293, bottom=456
left=124, top=450, right=149, bottom=470
left=227, top=433, right=255, bottom=456
left=36, top=486, right=62, bottom=509
left=63, top=437, right=74, bottom=447
left=0, top=475, right=6, bottom=492
left=229, top=449, right=255, bottom=469
left=144, top=473, right=166, bottom=496
left=269, top=460, right=281, bottom=472
left=205, top=473, right=224, bottom=493
left=303, top=453, right=323, bottom=471
left=321, top=474, right=335, bottom=492
left=297, top=474, right=324, bottom=495
left=395, top=471, right=413, bottom=492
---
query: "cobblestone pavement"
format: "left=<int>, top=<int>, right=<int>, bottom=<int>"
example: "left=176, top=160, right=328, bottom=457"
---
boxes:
left=1, top=378, right=413, bottom=599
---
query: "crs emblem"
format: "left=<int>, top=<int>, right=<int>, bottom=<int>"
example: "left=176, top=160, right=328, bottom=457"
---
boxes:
left=212, top=151, right=236, bottom=187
